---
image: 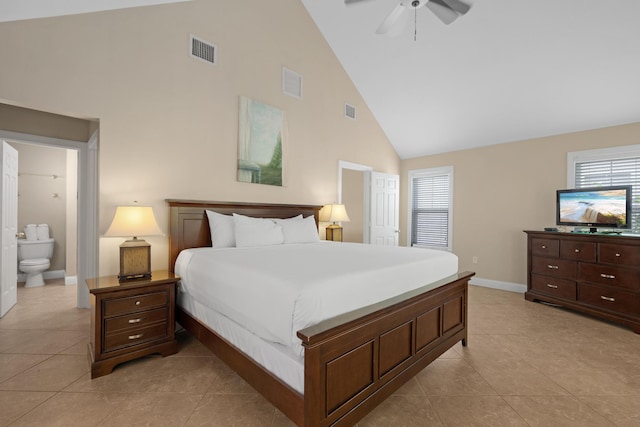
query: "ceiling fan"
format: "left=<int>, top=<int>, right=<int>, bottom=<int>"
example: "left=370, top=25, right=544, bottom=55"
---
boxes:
left=345, top=0, right=471, bottom=34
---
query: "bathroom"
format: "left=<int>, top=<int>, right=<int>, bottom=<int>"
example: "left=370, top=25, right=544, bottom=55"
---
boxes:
left=9, top=141, right=78, bottom=288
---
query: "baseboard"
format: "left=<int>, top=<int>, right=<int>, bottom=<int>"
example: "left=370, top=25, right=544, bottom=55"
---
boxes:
left=64, top=275, right=78, bottom=286
left=470, top=277, right=526, bottom=294
left=43, top=269, right=65, bottom=280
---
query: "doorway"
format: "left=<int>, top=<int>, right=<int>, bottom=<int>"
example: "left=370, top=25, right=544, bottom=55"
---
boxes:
left=339, top=161, right=372, bottom=243
left=338, top=161, right=400, bottom=245
left=0, top=103, right=98, bottom=310
left=8, top=142, right=77, bottom=286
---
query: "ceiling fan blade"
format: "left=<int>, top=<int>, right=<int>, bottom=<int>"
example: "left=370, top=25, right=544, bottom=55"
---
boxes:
left=425, top=0, right=459, bottom=25
left=441, top=0, right=471, bottom=15
left=376, top=2, right=407, bottom=34
left=344, top=0, right=374, bottom=5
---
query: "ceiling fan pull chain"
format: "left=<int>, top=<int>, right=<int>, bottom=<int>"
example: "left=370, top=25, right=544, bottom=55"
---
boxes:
left=414, top=5, right=417, bottom=41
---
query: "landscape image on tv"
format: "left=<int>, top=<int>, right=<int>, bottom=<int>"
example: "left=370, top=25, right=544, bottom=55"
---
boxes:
left=559, top=189, right=627, bottom=226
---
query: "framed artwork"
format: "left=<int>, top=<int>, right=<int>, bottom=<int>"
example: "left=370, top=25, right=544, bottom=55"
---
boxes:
left=238, top=96, right=286, bottom=186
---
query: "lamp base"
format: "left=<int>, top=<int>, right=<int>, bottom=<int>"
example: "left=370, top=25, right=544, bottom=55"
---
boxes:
left=326, top=224, right=343, bottom=242
left=118, top=273, right=152, bottom=282
left=118, top=238, right=152, bottom=282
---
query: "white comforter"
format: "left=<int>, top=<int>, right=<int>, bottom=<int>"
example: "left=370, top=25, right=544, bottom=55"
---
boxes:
left=175, top=242, right=458, bottom=355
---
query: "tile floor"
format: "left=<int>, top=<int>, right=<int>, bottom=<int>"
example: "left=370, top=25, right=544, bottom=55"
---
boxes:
left=1, top=280, right=640, bottom=426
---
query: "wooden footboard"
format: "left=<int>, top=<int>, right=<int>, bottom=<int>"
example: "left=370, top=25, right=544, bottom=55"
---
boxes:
left=299, top=271, right=471, bottom=426
left=176, top=271, right=471, bottom=427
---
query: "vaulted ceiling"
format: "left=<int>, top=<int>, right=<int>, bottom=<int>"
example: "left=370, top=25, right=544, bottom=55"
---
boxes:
left=2, top=0, right=640, bottom=159
left=302, top=0, right=640, bottom=158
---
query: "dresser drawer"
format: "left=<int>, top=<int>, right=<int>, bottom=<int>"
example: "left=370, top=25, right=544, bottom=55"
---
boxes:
left=531, top=256, right=577, bottom=280
left=103, top=291, right=168, bottom=317
left=578, top=263, right=640, bottom=291
left=531, top=274, right=576, bottom=300
left=531, top=238, right=559, bottom=258
left=560, top=241, right=596, bottom=262
left=103, top=323, right=168, bottom=352
left=104, top=307, right=168, bottom=333
left=599, top=243, right=640, bottom=267
left=578, top=283, right=640, bottom=316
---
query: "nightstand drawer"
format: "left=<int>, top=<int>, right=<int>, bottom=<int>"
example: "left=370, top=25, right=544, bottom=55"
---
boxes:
left=578, top=283, right=640, bottom=316
left=104, top=323, right=168, bottom=352
left=104, top=307, right=168, bottom=333
left=103, top=291, right=168, bottom=317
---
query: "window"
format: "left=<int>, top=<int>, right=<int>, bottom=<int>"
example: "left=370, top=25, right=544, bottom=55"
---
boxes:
left=568, top=144, right=640, bottom=233
left=407, top=166, right=453, bottom=250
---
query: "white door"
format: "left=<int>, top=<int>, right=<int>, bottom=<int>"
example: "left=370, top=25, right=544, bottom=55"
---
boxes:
left=1, top=141, right=18, bottom=317
left=369, top=172, right=399, bottom=245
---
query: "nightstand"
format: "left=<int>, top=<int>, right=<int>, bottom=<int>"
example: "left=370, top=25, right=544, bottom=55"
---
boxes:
left=86, top=270, right=179, bottom=378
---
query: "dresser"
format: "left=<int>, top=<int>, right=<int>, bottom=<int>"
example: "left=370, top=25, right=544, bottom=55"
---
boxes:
left=525, top=231, right=640, bottom=333
left=86, top=270, right=179, bottom=378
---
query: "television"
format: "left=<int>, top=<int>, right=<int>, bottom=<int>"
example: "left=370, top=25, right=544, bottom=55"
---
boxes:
left=556, top=185, right=632, bottom=230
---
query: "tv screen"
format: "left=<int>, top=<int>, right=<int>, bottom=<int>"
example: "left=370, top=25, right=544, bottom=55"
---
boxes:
left=556, top=185, right=632, bottom=229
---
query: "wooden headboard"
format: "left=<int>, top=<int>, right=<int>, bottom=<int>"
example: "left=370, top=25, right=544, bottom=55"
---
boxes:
left=166, top=199, right=322, bottom=272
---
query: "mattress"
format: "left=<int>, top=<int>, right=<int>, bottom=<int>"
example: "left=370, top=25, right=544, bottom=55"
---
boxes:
left=178, top=290, right=305, bottom=393
left=175, top=241, right=458, bottom=356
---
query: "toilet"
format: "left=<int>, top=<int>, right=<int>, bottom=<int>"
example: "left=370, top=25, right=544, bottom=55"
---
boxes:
left=17, top=238, right=55, bottom=287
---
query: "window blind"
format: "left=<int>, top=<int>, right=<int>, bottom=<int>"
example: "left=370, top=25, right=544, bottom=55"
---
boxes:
left=411, top=173, right=450, bottom=248
left=575, top=157, right=640, bottom=232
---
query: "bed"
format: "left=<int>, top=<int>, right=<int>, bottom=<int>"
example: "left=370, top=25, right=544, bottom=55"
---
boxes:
left=167, top=199, right=474, bottom=427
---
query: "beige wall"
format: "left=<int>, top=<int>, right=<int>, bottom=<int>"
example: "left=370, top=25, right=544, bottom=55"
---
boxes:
left=0, top=103, right=93, bottom=142
left=400, top=122, right=640, bottom=285
left=8, top=142, right=67, bottom=271
left=0, top=0, right=399, bottom=276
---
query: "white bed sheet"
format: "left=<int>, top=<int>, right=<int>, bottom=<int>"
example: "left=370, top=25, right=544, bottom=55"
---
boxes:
left=176, top=242, right=458, bottom=356
left=177, top=291, right=305, bottom=394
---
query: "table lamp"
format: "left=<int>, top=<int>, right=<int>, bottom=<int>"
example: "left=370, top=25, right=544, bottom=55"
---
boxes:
left=319, top=203, right=350, bottom=242
left=104, top=205, right=162, bottom=282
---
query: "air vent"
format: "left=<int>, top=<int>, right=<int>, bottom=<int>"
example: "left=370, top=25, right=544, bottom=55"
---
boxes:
left=190, top=35, right=216, bottom=65
left=345, top=103, right=356, bottom=120
left=282, top=67, right=303, bottom=99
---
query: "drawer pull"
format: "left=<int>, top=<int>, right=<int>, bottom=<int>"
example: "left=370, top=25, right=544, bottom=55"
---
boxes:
left=574, top=249, right=580, bottom=253
left=135, top=301, right=141, bottom=306
left=615, top=253, right=621, bottom=257
left=128, top=317, right=144, bottom=324
left=547, top=265, right=559, bottom=269
left=546, top=284, right=558, bottom=289
left=600, top=274, right=616, bottom=279
left=128, top=333, right=145, bottom=340
left=600, top=296, right=616, bottom=302
left=541, top=245, right=547, bottom=249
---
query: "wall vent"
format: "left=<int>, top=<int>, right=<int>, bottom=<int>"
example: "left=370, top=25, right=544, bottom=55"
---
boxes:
left=345, top=103, right=356, bottom=120
left=190, top=35, right=216, bottom=65
left=282, top=67, right=303, bottom=99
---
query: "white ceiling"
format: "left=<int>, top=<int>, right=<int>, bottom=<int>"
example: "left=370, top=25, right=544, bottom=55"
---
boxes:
left=2, top=1, right=639, bottom=159
left=302, top=0, right=640, bottom=158
left=0, top=0, right=189, bottom=23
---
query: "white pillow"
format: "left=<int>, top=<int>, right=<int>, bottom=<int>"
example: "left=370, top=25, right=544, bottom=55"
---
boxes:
left=205, top=210, right=235, bottom=247
left=233, top=213, right=284, bottom=247
left=275, top=215, right=320, bottom=244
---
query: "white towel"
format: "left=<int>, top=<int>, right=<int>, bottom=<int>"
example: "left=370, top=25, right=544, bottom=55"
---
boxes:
left=24, top=224, right=38, bottom=240
left=37, top=224, right=50, bottom=240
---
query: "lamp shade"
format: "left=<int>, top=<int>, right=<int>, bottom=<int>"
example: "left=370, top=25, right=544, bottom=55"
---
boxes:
left=319, top=204, right=351, bottom=223
left=104, top=206, right=162, bottom=238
